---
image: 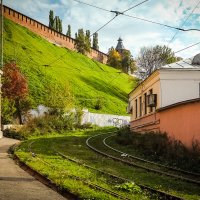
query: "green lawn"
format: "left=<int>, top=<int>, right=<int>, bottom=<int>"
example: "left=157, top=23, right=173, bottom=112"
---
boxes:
left=15, top=128, right=200, bottom=200
left=4, top=18, right=135, bottom=115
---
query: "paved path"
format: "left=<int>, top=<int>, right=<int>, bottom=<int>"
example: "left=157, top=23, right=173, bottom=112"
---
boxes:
left=0, top=137, right=67, bottom=200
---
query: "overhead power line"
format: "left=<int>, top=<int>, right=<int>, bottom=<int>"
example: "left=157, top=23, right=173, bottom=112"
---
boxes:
left=71, top=0, right=200, bottom=32
left=168, top=0, right=200, bottom=45
left=123, top=13, right=200, bottom=31
left=122, top=0, right=149, bottom=13
left=91, top=15, right=118, bottom=36
left=91, top=0, right=149, bottom=36
left=72, top=0, right=110, bottom=12
left=175, top=41, right=200, bottom=53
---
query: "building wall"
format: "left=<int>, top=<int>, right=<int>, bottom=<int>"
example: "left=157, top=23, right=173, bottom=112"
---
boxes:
left=159, top=101, right=200, bottom=147
left=160, top=69, right=200, bottom=107
left=129, top=70, right=161, bottom=121
left=3, top=5, right=108, bottom=64
left=130, top=100, right=200, bottom=147
left=129, top=69, right=200, bottom=148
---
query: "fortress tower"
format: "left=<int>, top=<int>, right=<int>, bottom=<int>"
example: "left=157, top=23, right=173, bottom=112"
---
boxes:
left=115, top=37, right=125, bottom=54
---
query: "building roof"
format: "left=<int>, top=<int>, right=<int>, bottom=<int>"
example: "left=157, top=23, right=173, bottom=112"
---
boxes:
left=160, top=56, right=200, bottom=70
left=129, top=53, right=200, bottom=96
left=116, top=37, right=125, bottom=50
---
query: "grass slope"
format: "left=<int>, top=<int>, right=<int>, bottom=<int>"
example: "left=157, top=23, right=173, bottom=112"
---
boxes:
left=4, top=18, right=135, bottom=115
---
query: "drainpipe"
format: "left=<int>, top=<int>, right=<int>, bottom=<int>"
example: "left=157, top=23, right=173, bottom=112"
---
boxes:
left=0, top=0, right=3, bottom=138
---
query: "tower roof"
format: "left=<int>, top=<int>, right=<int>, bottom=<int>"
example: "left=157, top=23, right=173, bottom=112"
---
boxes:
left=116, top=37, right=125, bottom=50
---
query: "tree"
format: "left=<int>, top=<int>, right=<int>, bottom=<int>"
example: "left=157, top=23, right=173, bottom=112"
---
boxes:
left=66, top=25, right=71, bottom=37
left=53, top=16, right=62, bottom=32
left=2, top=62, right=29, bottom=124
left=74, top=28, right=90, bottom=55
left=107, top=47, right=122, bottom=69
left=49, top=10, right=54, bottom=29
left=92, top=32, right=99, bottom=50
left=121, top=50, right=136, bottom=74
left=59, top=18, right=62, bottom=33
left=85, top=30, right=91, bottom=48
left=137, top=45, right=181, bottom=79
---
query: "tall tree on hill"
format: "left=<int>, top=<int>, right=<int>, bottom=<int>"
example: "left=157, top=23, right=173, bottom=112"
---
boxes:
left=49, top=10, right=54, bottom=28
left=121, top=50, right=136, bottom=74
left=59, top=18, right=63, bottom=33
left=53, top=16, right=62, bottom=33
left=75, top=29, right=90, bottom=55
left=66, top=25, right=71, bottom=37
left=137, top=45, right=182, bottom=79
left=85, top=30, right=91, bottom=48
left=2, top=62, right=29, bottom=124
left=92, top=32, right=99, bottom=50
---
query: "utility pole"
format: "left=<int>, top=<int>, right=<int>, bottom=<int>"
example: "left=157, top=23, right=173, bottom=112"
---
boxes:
left=0, top=0, right=3, bottom=138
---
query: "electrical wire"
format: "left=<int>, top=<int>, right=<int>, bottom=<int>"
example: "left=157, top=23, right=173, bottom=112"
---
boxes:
left=175, top=42, right=200, bottom=53
left=122, top=0, right=149, bottom=13
left=91, top=15, right=118, bottom=36
left=168, top=0, right=200, bottom=45
left=122, top=13, right=200, bottom=31
left=91, top=0, right=149, bottom=36
left=71, top=0, right=200, bottom=32
left=72, top=0, right=110, bottom=12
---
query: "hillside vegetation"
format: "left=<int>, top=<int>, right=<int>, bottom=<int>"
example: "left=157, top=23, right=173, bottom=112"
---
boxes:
left=4, top=19, right=135, bottom=115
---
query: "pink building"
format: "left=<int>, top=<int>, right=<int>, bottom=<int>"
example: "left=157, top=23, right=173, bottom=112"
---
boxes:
left=128, top=53, right=200, bottom=148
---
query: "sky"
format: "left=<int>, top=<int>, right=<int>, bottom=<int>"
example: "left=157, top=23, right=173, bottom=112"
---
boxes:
left=4, top=0, right=200, bottom=59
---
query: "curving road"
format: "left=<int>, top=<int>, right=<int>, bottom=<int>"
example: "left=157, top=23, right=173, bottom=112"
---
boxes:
left=0, top=137, right=68, bottom=200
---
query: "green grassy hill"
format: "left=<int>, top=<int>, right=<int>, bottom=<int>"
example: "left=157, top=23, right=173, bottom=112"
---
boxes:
left=4, top=19, right=136, bottom=115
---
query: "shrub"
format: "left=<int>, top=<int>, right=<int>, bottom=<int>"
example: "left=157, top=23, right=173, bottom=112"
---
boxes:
left=3, top=128, right=26, bottom=140
left=116, top=128, right=200, bottom=172
left=115, top=182, right=142, bottom=194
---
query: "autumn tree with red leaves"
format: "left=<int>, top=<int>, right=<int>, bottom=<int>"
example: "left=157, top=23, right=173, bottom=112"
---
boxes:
left=2, top=62, right=29, bottom=124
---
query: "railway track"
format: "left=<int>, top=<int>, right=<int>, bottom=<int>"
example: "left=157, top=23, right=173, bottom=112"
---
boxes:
left=27, top=139, right=184, bottom=200
left=26, top=140, right=133, bottom=200
left=104, top=134, right=200, bottom=178
left=86, top=131, right=200, bottom=186
left=55, top=150, right=183, bottom=200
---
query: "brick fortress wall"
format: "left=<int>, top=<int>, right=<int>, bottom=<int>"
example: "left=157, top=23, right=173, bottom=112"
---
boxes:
left=3, top=5, right=108, bottom=64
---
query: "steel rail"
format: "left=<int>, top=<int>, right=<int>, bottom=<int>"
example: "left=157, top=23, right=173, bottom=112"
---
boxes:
left=55, top=150, right=183, bottom=200
left=103, top=134, right=200, bottom=177
left=27, top=137, right=183, bottom=199
left=27, top=140, right=132, bottom=200
left=86, top=132, right=200, bottom=185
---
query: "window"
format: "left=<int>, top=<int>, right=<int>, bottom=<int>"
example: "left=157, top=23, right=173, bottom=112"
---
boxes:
left=144, top=93, right=147, bottom=115
left=139, top=96, right=142, bottom=117
left=149, top=89, right=153, bottom=113
left=135, top=99, right=138, bottom=118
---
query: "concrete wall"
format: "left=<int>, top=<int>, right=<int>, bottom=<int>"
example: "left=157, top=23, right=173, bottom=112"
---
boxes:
left=160, top=69, right=200, bottom=107
left=130, top=100, right=200, bottom=148
left=82, top=110, right=130, bottom=127
left=3, top=5, right=108, bottom=64
left=159, top=101, right=200, bottom=147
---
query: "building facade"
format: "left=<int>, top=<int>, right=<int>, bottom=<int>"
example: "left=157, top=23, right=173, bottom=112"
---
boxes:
left=128, top=54, right=200, bottom=147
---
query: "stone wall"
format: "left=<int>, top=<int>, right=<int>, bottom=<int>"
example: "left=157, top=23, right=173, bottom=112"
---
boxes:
left=82, top=109, right=130, bottom=127
left=3, top=5, right=108, bottom=64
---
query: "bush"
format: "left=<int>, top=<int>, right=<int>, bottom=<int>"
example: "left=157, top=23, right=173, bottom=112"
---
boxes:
left=3, top=128, right=26, bottom=140
left=115, top=182, right=142, bottom=194
left=116, top=128, right=200, bottom=172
